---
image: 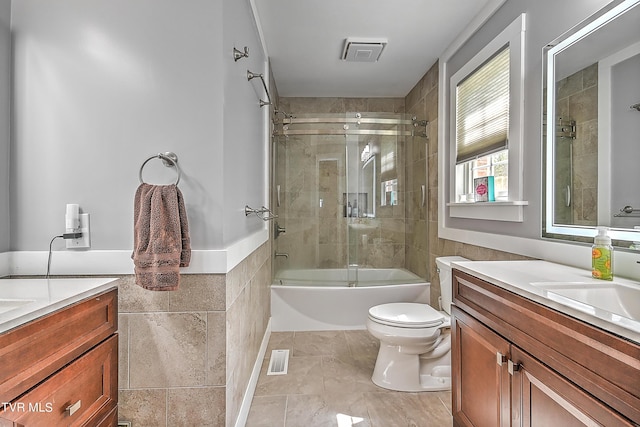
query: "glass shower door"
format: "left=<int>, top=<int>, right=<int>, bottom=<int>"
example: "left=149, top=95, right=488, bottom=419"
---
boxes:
left=272, top=114, right=350, bottom=285
left=272, top=111, right=423, bottom=286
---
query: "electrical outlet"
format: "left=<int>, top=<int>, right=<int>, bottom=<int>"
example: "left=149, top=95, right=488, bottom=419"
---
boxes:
left=66, top=213, right=91, bottom=249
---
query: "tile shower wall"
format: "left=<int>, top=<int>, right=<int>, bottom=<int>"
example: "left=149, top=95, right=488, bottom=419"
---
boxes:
left=118, top=242, right=271, bottom=427
left=275, top=98, right=408, bottom=270
left=556, top=63, right=599, bottom=226
left=405, top=61, right=532, bottom=308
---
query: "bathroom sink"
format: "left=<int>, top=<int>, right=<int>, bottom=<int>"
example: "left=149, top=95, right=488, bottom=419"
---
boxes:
left=532, top=281, right=640, bottom=321
left=0, top=298, right=36, bottom=315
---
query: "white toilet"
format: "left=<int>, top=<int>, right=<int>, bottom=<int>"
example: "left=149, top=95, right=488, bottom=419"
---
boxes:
left=366, top=256, right=468, bottom=392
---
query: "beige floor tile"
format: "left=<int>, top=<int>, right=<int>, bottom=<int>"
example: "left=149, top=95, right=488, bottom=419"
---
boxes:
left=344, top=329, right=379, bottom=356
left=365, top=391, right=452, bottom=427
left=246, top=395, right=286, bottom=427
left=321, top=355, right=380, bottom=394
left=248, top=331, right=453, bottom=427
left=293, top=330, right=350, bottom=358
left=285, top=393, right=372, bottom=427
left=266, top=332, right=295, bottom=357
left=255, top=355, right=324, bottom=396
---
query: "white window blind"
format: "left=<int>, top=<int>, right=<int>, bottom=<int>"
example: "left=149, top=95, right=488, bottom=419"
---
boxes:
left=456, top=46, right=510, bottom=164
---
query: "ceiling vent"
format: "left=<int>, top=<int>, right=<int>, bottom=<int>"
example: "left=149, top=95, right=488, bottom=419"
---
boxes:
left=341, top=38, right=387, bottom=62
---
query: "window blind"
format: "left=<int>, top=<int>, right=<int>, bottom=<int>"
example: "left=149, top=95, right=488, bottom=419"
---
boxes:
left=456, top=46, right=510, bottom=164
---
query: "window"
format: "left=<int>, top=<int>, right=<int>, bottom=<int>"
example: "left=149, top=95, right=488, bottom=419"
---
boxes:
left=448, top=13, right=527, bottom=221
left=456, top=149, right=509, bottom=202
left=455, top=45, right=510, bottom=201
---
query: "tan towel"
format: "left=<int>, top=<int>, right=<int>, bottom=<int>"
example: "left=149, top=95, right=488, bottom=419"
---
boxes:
left=132, top=183, right=191, bottom=291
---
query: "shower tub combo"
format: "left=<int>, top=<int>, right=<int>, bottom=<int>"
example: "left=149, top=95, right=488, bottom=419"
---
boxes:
left=271, top=112, right=430, bottom=331
left=271, top=268, right=429, bottom=331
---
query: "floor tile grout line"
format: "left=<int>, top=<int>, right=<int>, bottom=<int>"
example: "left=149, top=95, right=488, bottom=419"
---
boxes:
left=283, top=394, right=289, bottom=427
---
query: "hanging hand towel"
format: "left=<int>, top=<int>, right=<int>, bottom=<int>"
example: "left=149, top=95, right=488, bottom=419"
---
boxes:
left=132, top=183, right=191, bottom=291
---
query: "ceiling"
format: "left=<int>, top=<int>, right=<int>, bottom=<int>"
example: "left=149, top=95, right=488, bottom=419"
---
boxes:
left=252, top=0, right=493, bottom=98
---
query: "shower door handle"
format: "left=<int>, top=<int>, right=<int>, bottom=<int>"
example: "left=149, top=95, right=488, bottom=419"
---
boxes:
left=565, top=185, right=571, bottom=207
left=421, top=185, right=426, bottom=207
left=277, top=185, right=281, bottom=207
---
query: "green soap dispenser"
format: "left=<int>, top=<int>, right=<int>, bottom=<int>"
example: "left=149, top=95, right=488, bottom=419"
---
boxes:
left=592, top=226, right=613, bottom=280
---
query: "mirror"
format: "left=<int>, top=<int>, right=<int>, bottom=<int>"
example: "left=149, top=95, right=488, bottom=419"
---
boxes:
left=544, top=0, right=640, bottom=246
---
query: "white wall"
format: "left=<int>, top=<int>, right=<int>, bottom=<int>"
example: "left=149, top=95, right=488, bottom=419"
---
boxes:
left=8, top=0, right=267, bottom=261
left=0, top=0, right=10, bottom=253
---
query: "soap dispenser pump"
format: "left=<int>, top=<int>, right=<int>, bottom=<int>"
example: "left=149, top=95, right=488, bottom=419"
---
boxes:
left=592, top=226, right=613, bottom=280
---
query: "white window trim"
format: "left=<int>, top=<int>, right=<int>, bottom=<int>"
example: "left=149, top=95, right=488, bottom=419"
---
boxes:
left=447, top=13, right=527, bottom=222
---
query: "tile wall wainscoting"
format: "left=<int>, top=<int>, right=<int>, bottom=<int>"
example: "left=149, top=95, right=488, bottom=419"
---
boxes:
left=117, top=241, right=271, bottom=427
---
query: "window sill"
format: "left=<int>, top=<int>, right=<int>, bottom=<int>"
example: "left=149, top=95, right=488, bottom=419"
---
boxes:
left=447, top=200, right=528, bottom=222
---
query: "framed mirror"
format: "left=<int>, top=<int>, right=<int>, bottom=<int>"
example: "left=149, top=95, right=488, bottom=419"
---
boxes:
left=544, top=0, right=640, bottom=246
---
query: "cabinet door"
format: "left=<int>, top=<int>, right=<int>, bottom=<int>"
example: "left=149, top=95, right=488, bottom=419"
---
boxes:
left=511, top=346, right=634, bottom=427
left=452, top=306, right=511, bottom=427
left=0, top=335, right=117, bottom=427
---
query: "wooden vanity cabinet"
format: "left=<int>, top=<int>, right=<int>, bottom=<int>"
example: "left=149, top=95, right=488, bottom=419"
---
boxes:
left=0, top=288, right=118, bottom=427
left=451, top=269, right=640, bottom=427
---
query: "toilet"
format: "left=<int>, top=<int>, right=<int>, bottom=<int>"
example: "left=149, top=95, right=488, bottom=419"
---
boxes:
left=366, top=256, right=468, bottom=392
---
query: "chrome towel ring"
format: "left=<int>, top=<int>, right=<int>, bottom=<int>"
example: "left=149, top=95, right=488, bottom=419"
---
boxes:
left=139, top=152, right=181, bottom=185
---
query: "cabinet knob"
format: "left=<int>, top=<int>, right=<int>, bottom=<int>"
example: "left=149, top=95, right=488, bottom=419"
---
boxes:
left=508, top=360, right=521, bottom=375
left=496, top=352, right=507, bottom=366
left=66, top=400, right=82, bottom=417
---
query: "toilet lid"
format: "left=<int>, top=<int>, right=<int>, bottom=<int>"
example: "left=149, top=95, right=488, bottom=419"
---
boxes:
left=368, top=303, right=444, bottom=328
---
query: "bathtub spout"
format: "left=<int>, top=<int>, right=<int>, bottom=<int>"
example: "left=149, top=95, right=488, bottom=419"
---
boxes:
left=275, top=252, right=289, bottom=259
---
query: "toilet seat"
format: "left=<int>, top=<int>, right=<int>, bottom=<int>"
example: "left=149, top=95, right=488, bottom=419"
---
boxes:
left=368, top=303, right=444, bottom=328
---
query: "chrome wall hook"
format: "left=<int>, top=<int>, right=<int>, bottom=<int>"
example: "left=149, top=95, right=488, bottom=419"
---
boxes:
left=245, top=205, right=278, bottom=221
left=233, top=46, right=249, bottom=61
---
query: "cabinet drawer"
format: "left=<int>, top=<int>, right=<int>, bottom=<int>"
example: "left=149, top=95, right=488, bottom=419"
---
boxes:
left=0, top=335, right=117, bottom=427
left=0, top=289, right=117, bottom=403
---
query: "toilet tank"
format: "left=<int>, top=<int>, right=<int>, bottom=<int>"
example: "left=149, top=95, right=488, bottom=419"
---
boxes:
left=435, top=256, right=469, bottom=315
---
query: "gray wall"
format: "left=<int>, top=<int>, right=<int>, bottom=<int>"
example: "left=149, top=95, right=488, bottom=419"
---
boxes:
left=0, top=0, right=10, bottom=253
left=442, top=0, right=610, bottom=239
left=9, top=0, right=266, bottom=252
left=611, top=53, right=640, bottom=229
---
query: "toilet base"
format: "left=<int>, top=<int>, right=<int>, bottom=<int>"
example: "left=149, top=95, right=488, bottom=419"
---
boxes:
left=371, top=343, right=451, bottom=392
left=418, top=365, right=451, bottom=391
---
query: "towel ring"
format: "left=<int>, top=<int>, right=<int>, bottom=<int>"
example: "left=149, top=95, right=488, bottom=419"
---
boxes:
left=139, top=152, right=181, bottom=185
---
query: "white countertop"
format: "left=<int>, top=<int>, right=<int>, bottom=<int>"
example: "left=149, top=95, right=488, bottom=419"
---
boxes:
left=451, top=260, right=640, bottom=345
left=0, top=278, right=119, bottom=334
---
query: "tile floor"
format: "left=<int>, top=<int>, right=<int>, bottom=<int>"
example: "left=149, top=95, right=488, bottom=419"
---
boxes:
left=246, top=330, right=453, bottom=427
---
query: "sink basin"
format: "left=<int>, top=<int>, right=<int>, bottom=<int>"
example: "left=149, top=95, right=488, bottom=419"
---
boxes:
left=0, top=298, right=36, bottom=315
left=532, top=282, right=640, bottom=321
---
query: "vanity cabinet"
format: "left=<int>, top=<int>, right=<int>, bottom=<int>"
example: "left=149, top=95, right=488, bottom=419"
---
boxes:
left=451, top=270, right=639, bottom=427
left=0, top=288, right=118, bottom=426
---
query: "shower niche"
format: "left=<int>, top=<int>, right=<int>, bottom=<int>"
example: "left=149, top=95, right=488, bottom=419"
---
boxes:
left=343, top=193, right=369, bottom=218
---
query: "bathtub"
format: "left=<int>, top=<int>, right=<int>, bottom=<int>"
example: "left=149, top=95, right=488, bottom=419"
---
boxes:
left=271, top=268, right=430, bottom=331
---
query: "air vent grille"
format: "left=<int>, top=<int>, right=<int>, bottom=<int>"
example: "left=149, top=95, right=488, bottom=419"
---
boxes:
left=341, top=38, right=387, bottom=62
left=267, top=349, right=290, bottom=375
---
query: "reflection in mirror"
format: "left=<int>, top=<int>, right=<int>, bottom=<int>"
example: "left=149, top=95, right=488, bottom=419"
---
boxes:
left=544, top=0, right=640, bottom=247
left=361, top=154, right=376, bottom=217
